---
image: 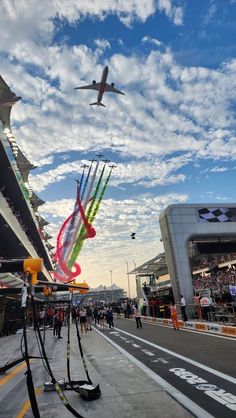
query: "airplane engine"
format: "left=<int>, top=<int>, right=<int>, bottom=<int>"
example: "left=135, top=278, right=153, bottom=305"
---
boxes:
left=111, top=82, right=114, bottom=87
left=92, top=80, right=96, bottom=84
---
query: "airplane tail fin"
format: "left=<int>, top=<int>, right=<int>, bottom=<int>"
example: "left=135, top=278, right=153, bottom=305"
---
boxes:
left=89, top=101, right=106, bottom=107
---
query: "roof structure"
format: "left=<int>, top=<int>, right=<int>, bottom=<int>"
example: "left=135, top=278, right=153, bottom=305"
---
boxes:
left=0, top=273, right=23, bottom=288
left=16, top=148, right=37, bottom=182
left=89, top=283, right=123, bottom=292
left=129, top=253, right=168, bottom=278
left=31, top=191, right=45, bottom=209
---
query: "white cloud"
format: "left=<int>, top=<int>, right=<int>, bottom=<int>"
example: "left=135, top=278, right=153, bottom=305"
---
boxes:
left=0, top=0, right=183, bottom=52
left=203, top=0, right=217, bottom=25
left=210, top=166, right=228, bottom=173
left=94, top=38, right=111, bottom=51
left=29, top=155, right=190, bottom=193
left=142, top=36, right=162, bottom=47
left=158, top=0, right=184, bottom=26
left=1, top=43, right=234, bottom=172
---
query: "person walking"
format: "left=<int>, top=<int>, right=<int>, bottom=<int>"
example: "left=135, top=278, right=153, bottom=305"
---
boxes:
left=180, top=295, right=188, bottom=322
left=98, top=308, right=105, bottom=330
left=93, top=306, right=98, bottom=325
left=57, top=308, right=64, bottom=339
left=200, top=295, right=211, bottom=321
left=86, top=305, right=93, bottom=331
left=53, top=309, right=58, bottom=336
left=133, top=304, right=142, bottom=329
left=116, top=305, right=121, bottom=319
left=107, top=306, right=114, bottom=328
left=142, top=299, right=148, bottom=316
left=170, top=301, right=179, bottom=330
left=79, top=306, right=87, bottom=334
left=193, top=292, right=202, bottom=320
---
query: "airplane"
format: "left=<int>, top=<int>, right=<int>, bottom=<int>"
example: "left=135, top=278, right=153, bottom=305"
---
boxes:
left=131, top=233, right=136, bottom=240
left=74, top=66, right=125, bottom=107
left=0, top=75, right=21, bottom=106
left=96, top=153, right=105, bottom=158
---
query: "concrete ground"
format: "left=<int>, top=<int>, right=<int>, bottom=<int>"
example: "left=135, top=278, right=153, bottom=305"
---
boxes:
left=0, top=325, right=193, bottom=418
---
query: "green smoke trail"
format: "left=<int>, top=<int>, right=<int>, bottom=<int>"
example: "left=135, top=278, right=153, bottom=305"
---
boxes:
left=72, top=168, right=112, bottom=259
left=67, top=164, right=106, bottom=269
left=89, top=168, right=112, bottom=224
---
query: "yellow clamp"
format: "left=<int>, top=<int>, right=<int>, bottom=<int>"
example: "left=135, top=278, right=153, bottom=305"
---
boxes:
left=23, top=258, right=43, bottom=285
left=69, top=281, right=89, bottom=294
left=43, top=285, right=52, bottom=297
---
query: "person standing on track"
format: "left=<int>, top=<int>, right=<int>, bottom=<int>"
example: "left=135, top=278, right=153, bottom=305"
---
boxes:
left=180, top=294, right=188, bottom=322
left=79, top=305, right=87, bottom=334
left=107, top=306, right=114, bottom=328
left=57, top=308, right=64, bottom=339
left=99, top=307, right=105, bottom=330
left=170, top=301, right=179, bottom=330
left=133, top=303, right=142, bottom=329
left=86, top=305, right=93, bottom=331
left=53, top=309, right=58, bottom=336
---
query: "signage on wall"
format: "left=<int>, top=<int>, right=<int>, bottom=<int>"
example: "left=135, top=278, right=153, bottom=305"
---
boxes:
left=198, top=208, right=236, bottom=223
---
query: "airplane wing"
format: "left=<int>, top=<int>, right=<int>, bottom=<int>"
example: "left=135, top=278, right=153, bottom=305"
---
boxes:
left=0, top=75, right=12, bottom=94
left=74, top=82, right=101, bottom=91
left=0, top=75, right=21, bottom=105
left=104, top=83, right=125, bottom=95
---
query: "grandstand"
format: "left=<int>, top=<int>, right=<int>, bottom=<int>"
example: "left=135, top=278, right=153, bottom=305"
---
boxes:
left=0, top=75, right=54, bottom=334
left=130, top=247, right=236, bottom=306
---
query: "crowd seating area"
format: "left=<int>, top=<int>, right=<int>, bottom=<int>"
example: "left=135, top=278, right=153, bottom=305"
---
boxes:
left=193, top=268, right=236, bottom=295
left=192, top=253, right=236, bottom=271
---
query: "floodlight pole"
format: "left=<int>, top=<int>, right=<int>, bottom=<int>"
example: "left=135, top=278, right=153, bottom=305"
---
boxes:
left=110, top=270, right=113, bottom=302
left=126, top=261, right=131, bottom=299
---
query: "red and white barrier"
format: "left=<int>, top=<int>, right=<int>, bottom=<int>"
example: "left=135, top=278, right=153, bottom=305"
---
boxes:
left=124, top=314, right=236, bottom=337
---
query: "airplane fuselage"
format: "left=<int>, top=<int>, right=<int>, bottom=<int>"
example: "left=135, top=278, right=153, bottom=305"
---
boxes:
left=97, top=66, right=108, bottom=104
left=74, top=65, right=124, bottom=106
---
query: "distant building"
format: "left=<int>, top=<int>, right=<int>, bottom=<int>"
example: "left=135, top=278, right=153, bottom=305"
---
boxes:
left=73, top=283, right=126, bottom=305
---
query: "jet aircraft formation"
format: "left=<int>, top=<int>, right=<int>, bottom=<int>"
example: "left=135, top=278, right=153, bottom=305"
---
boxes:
left=74, top=66, right=125, bottom=107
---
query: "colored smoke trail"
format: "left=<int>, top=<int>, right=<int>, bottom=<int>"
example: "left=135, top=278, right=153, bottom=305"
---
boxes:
left=67, top=164, right=106, bottom=269
left=54, top=159, right=114, bottom=283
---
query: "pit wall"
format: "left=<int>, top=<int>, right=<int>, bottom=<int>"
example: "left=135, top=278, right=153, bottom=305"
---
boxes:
left=122, top=314, right=236, bottom=338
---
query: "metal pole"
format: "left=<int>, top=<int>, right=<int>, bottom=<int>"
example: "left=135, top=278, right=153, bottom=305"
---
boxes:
left=110, top=270, right=113, bottom=302
left=126, top=261, right=131, bottom=299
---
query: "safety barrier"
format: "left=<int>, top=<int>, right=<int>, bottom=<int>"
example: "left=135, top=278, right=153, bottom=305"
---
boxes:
left=126, top=315, right=236, bottom=337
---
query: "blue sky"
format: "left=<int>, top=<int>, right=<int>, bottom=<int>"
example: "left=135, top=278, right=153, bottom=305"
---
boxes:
left=0, top=0, right=236, bottom=295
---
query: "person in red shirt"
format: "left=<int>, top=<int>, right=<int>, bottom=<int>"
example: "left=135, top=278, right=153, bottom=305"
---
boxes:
left=170, top=301, right=179, bottom=330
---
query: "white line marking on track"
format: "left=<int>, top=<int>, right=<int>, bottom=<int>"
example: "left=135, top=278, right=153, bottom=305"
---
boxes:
left=94, top=327, right=214, bottom=418
left=113, top=326, right=236, bottom=384
left=132, top=343, right=141, bottom=348
left=141, top=349, right=155, bottom=356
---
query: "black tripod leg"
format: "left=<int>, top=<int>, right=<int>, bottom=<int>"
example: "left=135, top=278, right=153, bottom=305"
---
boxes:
left=22, top=307, right=40, bottom=418
left=75, top=317, right=92, bottom=384
left=67, top=298, right=72, bottom=385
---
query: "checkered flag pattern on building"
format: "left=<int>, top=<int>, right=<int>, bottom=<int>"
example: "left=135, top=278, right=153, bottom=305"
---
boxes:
left=198, top=208, right=236, bottom=222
